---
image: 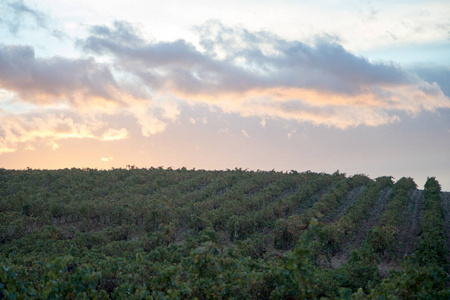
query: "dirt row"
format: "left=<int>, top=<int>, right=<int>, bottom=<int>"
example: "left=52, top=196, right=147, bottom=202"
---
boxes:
left=324, top=186, right=367, bottom=224
left=351, top=188, right=392, bottom=252
left=331, top=188, right=392, bottom=268
left=397, top=189, right=425, bottom=258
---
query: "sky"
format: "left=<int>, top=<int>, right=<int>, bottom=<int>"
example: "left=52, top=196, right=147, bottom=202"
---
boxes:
left=0, top=0, right=449, bottom=190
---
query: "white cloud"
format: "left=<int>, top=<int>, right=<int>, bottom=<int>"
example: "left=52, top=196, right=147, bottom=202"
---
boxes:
left=260, top=118, right=266, bottom=127
left=287, top=130, right=296, bottom=140
left=102, top=128, right=128, bottom=141
left=0, top=111, right=98, bottom=153
left=101, top=156, right=113, bottom=162
left=0, top=143, right=15, bottom=155
left=24, top=144, right=35, bottom=151
left=217, top=128, right=229, bottom=134
left=130, top=106, right=169, bottom=137
left=48, top=141, right=59, bottom=150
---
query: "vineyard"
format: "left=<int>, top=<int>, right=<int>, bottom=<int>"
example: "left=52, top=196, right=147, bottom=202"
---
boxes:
left=0, top=168, right=449, bottom=299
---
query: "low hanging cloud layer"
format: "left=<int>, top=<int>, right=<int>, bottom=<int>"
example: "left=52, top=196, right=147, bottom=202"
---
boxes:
left=80, top=21, right=450, bottom=128
left=1, top=20, right=450, bottom=154
left=0, top=45, right=138, bottom=108
left=0, top=110, right=97, bottom=154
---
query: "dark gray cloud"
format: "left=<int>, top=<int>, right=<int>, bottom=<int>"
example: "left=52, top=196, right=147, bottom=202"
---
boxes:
left=76, top=20, right=450, bottom=128
left=0, top=44, right=137, bottom=106
left=82, top=25, right=260, bottom=95
left=413, top=65, right=450, bottom=97
left=88, top=21, right=144, bottom=49
left=81, top=21, right=417, bottom=97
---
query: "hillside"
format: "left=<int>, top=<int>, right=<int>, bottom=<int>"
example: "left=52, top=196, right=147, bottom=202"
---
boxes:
left=0, top=168, right=449, bottom=299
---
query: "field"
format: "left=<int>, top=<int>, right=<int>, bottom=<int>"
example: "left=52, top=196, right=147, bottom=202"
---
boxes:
left=1, top=168, right=449, bottom=299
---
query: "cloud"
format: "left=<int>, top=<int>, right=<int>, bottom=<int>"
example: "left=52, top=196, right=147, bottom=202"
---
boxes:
left=24, top=144, right=35, bottom=151
left=0, top=45, right=140, bottom=108
left=0, top=41, right=180, bottom=153
left=0, top=110, right=99, bottom=154
left=101, top=157, right=113, bottom=162
left=260, top=118, right=266, bottom=127
left=287, top=129, right=296, bottom=140
left=1, top=20, right=450, bottom=155
left=412, top=65, right=450, bottom=97
left=80, top=20, right=450, bottom=129
left=102, top=128, right=128, bottom=141
left=0, top=103, right=177, bottom=154
left=127, top=100, right=180, bottom=136
left=83, top=21, right=410, bottom=94
left=0, top=0, right=64, bottom=39
left=0, top=0, right=47, bottom=35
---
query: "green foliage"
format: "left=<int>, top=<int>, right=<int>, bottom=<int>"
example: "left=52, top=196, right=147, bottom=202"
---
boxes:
left=337, top=243, right=380, bottom=292
left=0, top=256, right=103, bottom=299
left=414, top=177, right=448, bottom=268
left=348, top=174, right=372, bottom=189
left=375, top=176, right=394, bottom=189
left=367, top=225, right=398, bottom=255
left=286, top=218, right=319, bottom=299
left=393, top=177, right=417, bottom=192
left=314, top=178, right=383, bottom=257
left=274, top=215, right=303, bottom=250
left=368, top=258, right=450, bottom=299
left=366, top=177, right=417, bottom=257
left=0, top=168, right=448, bottom=298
